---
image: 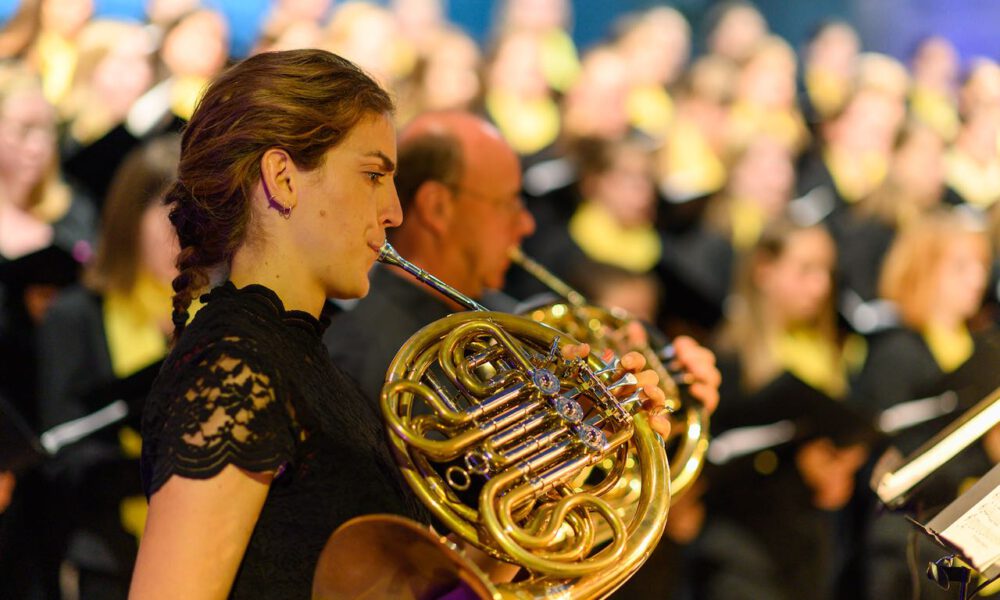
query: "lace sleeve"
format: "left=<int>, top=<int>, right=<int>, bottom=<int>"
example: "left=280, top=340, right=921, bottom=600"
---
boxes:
left=143, top=337, right=297, bottom=495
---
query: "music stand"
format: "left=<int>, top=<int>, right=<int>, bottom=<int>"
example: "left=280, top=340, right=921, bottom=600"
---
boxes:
left=872, top=385, right=1000, bottom=598
left=873, top=385, right=1000, bottom=510
left=915, top=461, right=1000, bottom=599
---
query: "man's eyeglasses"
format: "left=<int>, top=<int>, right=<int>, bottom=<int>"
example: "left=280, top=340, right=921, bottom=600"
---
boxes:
left=450, top=185, right=526, bottom=215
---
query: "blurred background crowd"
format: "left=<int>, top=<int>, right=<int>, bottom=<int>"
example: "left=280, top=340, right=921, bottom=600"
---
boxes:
left=1, top=0, right=1000, bottom=599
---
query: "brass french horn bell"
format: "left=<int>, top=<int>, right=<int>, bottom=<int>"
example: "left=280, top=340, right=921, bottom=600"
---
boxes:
left=508, top=247, right=710, bottom=504
left=314, top=242, right=671, bottom=600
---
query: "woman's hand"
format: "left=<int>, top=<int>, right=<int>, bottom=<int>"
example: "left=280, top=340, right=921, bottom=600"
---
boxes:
left=615, top=323, right=721, bottom=416
left=795, top=438, right=868, bottom=510
left=561, top=343, right=671, bottom=438
left=669, top=336, right=721, bottom=416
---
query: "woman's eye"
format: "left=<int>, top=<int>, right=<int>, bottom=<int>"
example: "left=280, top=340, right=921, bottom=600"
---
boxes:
left=366, top=172, right=385, bottom=184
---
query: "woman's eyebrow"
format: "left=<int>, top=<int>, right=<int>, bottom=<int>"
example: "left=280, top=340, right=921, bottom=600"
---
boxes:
left=361, top=150, right=396, bottom=173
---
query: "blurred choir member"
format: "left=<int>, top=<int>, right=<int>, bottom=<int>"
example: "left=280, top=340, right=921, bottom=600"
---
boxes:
left=131, top=8, right=229, bottom=131
left=795, top=85, right=905, bottom=224
left=697, top=134, right=797, bottom=320
left=701, top=0, right=768, bottom=67
left=393, top=26, right=482, bottom=125
left=495, top=0, right=579, bottom=94
left=514, top=135, right=666, bottom=309
left=799, top=20, right=860, bottom=129
left=851, top=210, right=999, bottom=599
left=0, top=63, right=95, bottom=426
left=728, top=36, right=809, bottom=156
left=691, top=220, right=869, bottom=600
left=323, top=1, right=414, bottom=88
left=944, top=60, right=1000, bottom=209
left=391, top=0, right=446, bottom=57
left=58, top=18, right=155, bottom=203
left=613, top=6, right=690, bottom=140
left=484, top=30, right=561, bottom=161
left=35, top=135, right=180, bottom=600
left=0, top=60, right=94, bottom=600
left=838, top=124, right=946, bottom=314
left=29, top=0, right=94, bottom=107
left=656, top=55, right=734, bottom=207
left=909, top=35, right=961, bottom=142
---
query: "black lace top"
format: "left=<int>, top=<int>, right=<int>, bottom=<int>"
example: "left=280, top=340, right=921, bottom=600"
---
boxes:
left=141, top=282, right=428, bottom=598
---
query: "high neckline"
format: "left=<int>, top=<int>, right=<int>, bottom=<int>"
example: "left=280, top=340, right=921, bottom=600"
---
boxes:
left=202, top=281, right=329, bottom=336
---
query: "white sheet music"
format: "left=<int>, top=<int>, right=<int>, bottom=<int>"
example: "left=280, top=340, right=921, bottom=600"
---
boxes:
left=941, top=485, right=1000, bottom=571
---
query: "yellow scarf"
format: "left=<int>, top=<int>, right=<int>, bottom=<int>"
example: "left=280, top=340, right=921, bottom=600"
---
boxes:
left=104, top=272, right=173, bottom=544
left=569, top=201, right=661, bottom=272
left=103, top=271, right=173, bottom=379
left=729, top=197, right=766, bottom=252
left=805, top=69, right=849, bottom=119
left=36, top=31, right=77, bottom=107
left=773, top=327, right=846, bottom=398
left=911, top=87, right=959, bottom=142
left=539, top=29, right=580, bottom=94
left=922, top=323, right=973, bottom=373
left=729, top=102, right=809, bottom=154
left=825, top=148, right=887, bottom=204
left=485, top=90, right=560, bottom=157
left=171, top=76, right=210, bottom=122
left=659, top=120, right=726, bottom=199
left=627, top=84, right=674, bottom=140
left=945, top=148, right=1000, bottom=208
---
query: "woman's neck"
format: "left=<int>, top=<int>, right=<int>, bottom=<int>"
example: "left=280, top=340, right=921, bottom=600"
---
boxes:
left=923, top=313, right=965, bottom=335
left=229, top=242, right=325, bottom=318
left=0, top=177, right=31, bottom=210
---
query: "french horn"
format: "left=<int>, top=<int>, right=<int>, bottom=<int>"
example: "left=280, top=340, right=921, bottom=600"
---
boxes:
left=313, top=242, right=671, bottom=600
left=509, top=248, right=709, bottom=504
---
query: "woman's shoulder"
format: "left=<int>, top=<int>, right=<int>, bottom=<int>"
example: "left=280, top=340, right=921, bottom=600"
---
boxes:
left=142, top=331, right=298, bottom=497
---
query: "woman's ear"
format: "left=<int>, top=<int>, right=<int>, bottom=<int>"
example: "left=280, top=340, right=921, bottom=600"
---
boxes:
left=260, top=149, right=298, bottom=214
left=410, top=180, right=456, bottom=236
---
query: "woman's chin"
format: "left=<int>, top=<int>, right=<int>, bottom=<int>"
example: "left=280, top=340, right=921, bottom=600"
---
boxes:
left=329, top=278, right=369, bottom=301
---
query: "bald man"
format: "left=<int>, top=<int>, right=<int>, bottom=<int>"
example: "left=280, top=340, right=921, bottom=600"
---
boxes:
left=323, top=111, right=536, bottom=400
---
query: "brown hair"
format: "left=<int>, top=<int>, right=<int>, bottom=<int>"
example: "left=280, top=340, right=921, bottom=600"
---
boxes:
left=85, top=134, right=180, bottom=294
left=717, top=218, right=839, bottom=392
left=167, top=49, right=393, bottom=339
left=878, top=210, right=990, bottom=329
left=393, top=130, right=463, bottom=216
left=0, top=0, right=41, bottom=59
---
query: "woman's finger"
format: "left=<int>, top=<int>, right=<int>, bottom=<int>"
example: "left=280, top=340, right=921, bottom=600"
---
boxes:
left=560, top=342, right=591, bottom=360
left=642, top=382, right=666, bottom=407
left=620, top=350, right=646, bottom=372
left=635, top=368, right=659, bottom=391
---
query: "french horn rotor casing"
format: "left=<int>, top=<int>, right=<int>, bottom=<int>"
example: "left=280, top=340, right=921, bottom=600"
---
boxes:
left=509, top=248, right=710, bottom=504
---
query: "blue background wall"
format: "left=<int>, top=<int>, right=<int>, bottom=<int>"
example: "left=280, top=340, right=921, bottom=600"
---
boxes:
left=3, top=0, right=996, bottom=68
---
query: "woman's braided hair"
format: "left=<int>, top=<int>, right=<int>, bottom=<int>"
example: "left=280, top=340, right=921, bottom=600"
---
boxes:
left=167, top=49, right=393, bottom=340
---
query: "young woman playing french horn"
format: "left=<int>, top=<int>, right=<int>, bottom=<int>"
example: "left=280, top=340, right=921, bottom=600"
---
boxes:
left=127, top=49, right=699, bottom=599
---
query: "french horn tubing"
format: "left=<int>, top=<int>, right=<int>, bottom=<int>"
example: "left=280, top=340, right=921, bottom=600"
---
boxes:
left=509, top=247, right=709, bottom=504
left=314, top=242, right=671, bottom=600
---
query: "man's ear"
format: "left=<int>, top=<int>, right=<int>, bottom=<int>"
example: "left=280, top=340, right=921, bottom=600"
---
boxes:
left=260, top=149, right=298, bottom=213
left=410, top=180, right=456, bottom=236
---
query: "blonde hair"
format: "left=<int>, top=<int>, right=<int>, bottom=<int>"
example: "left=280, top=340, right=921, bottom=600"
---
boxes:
left=59, top=19, right=152, bottom=143
left=0, top=63, right=70, bottom=222
left=878, top=210, right=991, bottom=329
left=717, top=219, right=839, bottom=392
